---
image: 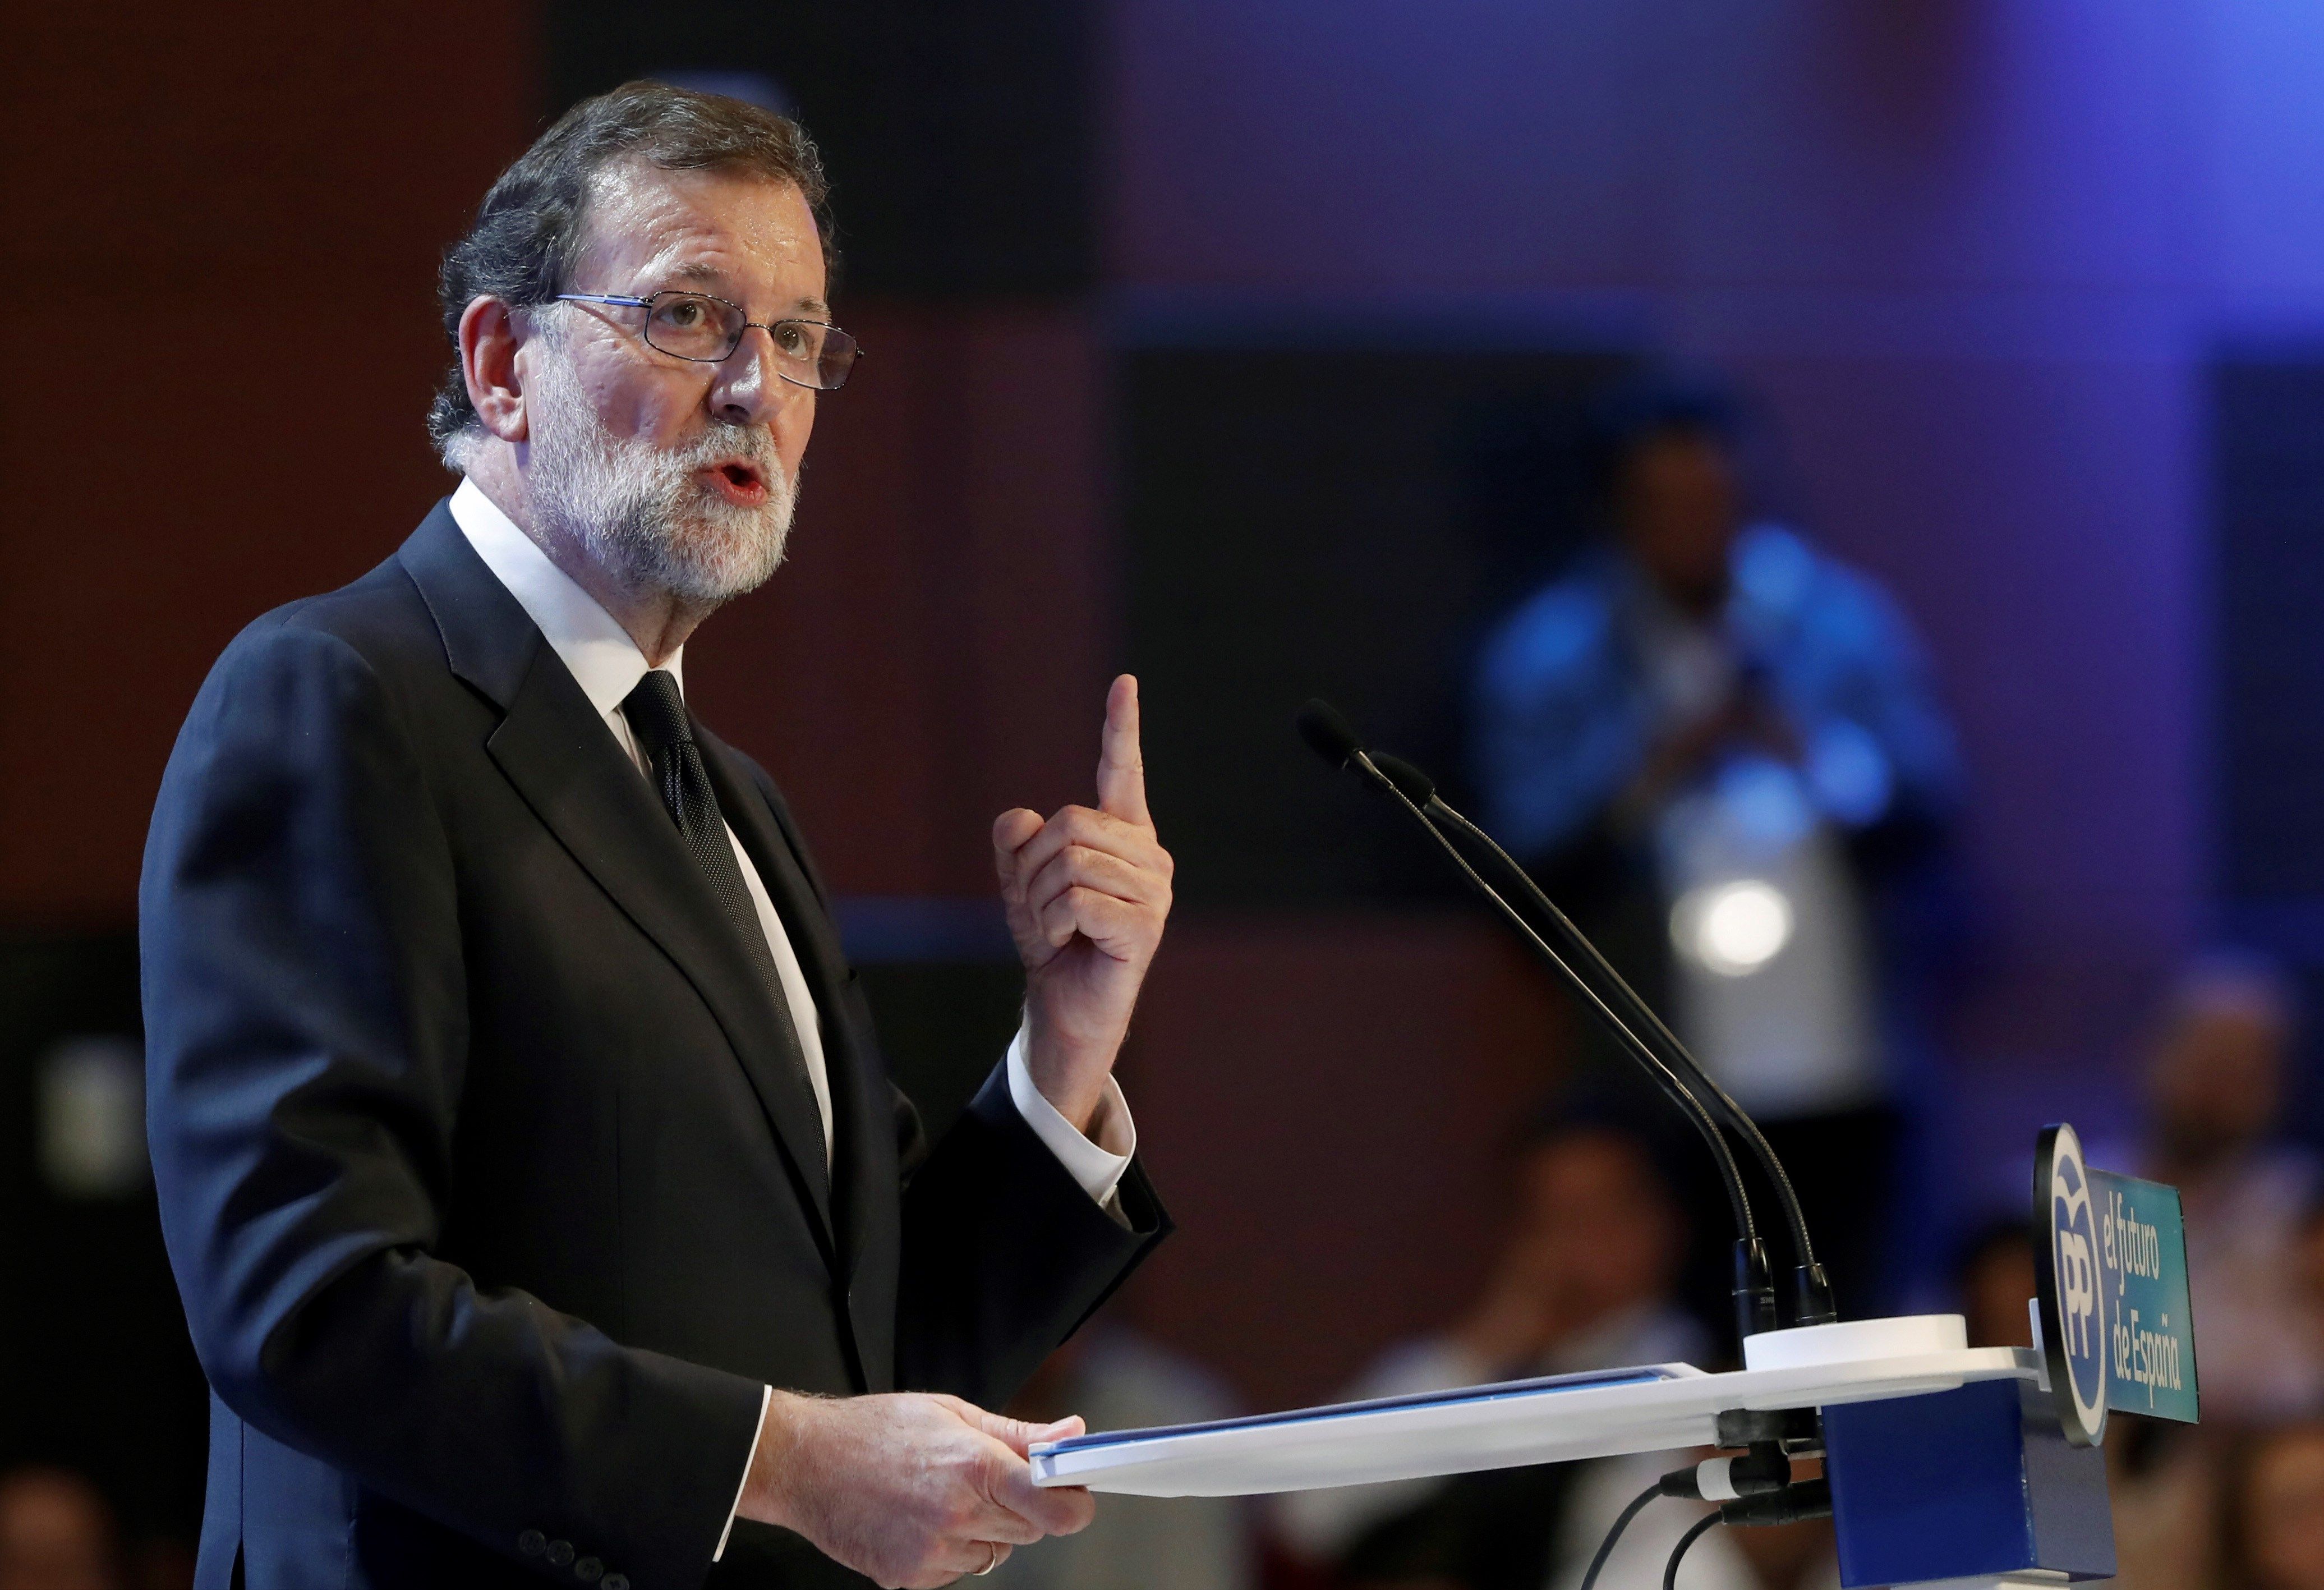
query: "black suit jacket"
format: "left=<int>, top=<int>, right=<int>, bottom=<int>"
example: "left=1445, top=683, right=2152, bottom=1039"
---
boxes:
left=139, top=502, right=1168, bottom=1590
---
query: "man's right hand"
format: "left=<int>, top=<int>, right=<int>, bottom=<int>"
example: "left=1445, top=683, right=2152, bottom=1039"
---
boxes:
left=738, top=1390, right=1096, bottom=1587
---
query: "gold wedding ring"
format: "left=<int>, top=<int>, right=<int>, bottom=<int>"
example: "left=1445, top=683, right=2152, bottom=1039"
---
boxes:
left=973, top=1542, right=1001, bottom=1577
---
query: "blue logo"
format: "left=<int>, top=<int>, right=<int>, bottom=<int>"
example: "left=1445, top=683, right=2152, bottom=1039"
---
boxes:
left=2040, top=1124, right=2110, bottom=1445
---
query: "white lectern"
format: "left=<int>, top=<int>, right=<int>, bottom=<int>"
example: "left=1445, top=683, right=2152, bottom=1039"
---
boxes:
left=1035, top=1122, right=2198, bottom=1590
left=1032, top=1316, right=2011, bottom=1497
left=1034, top=1315, right=2106, bottom=1590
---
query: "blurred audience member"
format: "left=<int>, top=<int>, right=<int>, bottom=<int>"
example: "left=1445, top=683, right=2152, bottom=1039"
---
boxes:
left=1952, top=1219, right=2036, bottom=1350
left=2295, top=1200, right=2324, bottom=1387
left=991, top=1326, right=1255, bottom=1590
left=1274, top=1111, right=1787, bottom=1590
left=2220, top=1423, right=2324, bottom=1590
left=1469, top=374, right=1962, bottom=1314
left=2140, top=957, right=2318, bottom=1421
left=2106, top=1419, right=2220, bottom=1590
left=0, top=1467, right=121, bottom=1590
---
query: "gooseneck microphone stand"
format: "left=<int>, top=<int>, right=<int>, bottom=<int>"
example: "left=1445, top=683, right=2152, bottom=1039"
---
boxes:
left=1371, top=748, right=1835, bottom=1327
left=1296, top=699, right=1831, bottom=1341
left=1295, top=701, right=1783, bottom=1344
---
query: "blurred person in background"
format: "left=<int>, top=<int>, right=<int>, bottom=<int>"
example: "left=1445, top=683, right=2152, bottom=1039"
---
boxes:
left=1469, top=374, right=1963, bottom=1317
left=2107, top=1417, right=2222, bottom=1590
left=984, top=1326, right=1255, bottom=1590
left=2295, top=1200, right=2324, bottom=1393
left=2107, top=958, right=2314, bottom=1590
left=2139, top=957, right=2318, bottom=1421
left=0, top=1467, right=121, bottom=1590
left=2219, top=1424, right=2324, bottom=1590
left=1273, top=1107, right=1810, bottom=1590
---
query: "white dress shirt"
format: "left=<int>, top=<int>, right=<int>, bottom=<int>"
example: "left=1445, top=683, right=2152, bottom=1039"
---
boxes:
left=448, top=479, right=1136, bottom=1552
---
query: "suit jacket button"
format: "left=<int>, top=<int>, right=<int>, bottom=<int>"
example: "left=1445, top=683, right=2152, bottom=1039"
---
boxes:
left=518, top=1531, right=547, bottom=1557
left=576, top=1557, right=603, bottom=1582
left=546, top=1539, right=575, bottom=1566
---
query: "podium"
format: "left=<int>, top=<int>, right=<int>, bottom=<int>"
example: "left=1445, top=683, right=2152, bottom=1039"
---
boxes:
left=1033, top=1126, right=2197, bottom=1590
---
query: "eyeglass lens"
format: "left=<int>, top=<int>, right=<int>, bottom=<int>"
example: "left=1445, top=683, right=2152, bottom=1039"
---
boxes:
left=642, top=293, right=858, bottom=389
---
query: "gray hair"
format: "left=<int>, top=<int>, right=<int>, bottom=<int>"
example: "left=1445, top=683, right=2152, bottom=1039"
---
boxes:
left=427, top=80, right=832, bottom=467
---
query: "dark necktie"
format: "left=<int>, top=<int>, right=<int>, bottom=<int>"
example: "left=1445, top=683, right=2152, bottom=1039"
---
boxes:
left=620, top=670, right=810, bottom=1069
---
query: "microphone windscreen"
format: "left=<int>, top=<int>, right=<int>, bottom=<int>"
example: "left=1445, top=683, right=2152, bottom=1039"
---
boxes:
left=1296, top=699, right=1364, bottom=769
left=1369, top=753, right=1437, bottom=806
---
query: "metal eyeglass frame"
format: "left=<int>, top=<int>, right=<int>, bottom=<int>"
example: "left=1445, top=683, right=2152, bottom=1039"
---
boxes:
left=554, top=289, right=862, bottom=390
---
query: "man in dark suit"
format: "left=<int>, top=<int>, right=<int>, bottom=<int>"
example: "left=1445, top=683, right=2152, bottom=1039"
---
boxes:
left=140, top=83, right=1174, bottom=1590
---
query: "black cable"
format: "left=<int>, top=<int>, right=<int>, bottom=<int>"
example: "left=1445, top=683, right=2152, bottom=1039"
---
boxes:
left=1718, top=1478, right=1830, bottom=1528
left=1579, top=1481, right=1663, bottom=1590
left=1425, top=794, right=1824, bottom=1288
left=1358, top=753, right=1759, bottom=1247
left=1663, top=1514, right=1723, bottom=1590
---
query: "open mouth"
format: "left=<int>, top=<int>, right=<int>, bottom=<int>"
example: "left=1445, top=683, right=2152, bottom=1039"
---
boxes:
left=703, top=458, right=772, bottom=507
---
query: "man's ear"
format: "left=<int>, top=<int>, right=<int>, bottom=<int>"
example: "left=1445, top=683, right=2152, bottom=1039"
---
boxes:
left=459, top=296, right=531, bottom=443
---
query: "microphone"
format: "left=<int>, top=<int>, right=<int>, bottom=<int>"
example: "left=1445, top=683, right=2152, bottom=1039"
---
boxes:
left=1297, top=699, right=1826, bottom=1338
left=1368, top=752, right=1437, bottom=807
left=1295, top=699, right=1366, bottom=770
left=1420, top=780, right=1833, bottom=1325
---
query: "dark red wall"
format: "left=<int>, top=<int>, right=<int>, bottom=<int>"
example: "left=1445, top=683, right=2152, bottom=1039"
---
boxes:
left=1118, top=918, right=1568, bottom=1410
left=1, top=7, right=541, bottom=923
left=0, top=16, right=1115, bottom=922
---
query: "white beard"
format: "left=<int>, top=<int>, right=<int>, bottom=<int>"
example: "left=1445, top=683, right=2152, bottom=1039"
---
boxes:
left=526, top=343, right=797, bottom=604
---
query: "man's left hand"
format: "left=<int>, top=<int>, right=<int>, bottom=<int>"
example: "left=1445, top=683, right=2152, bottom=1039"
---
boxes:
left=992, top=674, right=1173, bottom=1134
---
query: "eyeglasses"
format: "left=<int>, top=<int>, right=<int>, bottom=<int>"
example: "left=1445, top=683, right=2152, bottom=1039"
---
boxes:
left=554, top=289, right=863, bottom=391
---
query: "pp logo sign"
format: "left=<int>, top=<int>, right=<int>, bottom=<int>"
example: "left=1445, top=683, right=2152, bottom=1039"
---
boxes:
left=2036, top=1123, right=2110, bottom=1446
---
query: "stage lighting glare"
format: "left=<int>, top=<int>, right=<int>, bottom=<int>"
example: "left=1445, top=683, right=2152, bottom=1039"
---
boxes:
left=1673, top=880, right=1794, bottom=976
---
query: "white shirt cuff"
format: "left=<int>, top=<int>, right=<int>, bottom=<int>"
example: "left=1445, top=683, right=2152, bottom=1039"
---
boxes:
left=714, top=1384, right=772, bottom=1562
left=1005, top=1024, right=1135, bottom=1206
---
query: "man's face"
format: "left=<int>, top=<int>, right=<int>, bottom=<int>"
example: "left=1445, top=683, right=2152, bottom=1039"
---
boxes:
left=2147, top=1004, right=2287, bottom=1170
left=1508, top=1132, right=1681, bottom=1328
left=1614, top=430, right=1741, bottom=609
left=519, top=161, right=827, bottom=602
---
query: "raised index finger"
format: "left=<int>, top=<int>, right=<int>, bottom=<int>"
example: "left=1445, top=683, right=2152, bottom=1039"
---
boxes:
left=1095, top=674, right=1150, bottom=827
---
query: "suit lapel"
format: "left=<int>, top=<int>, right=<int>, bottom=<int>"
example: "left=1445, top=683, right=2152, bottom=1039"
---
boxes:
left=694, top=729, right=895, bottom=1288
left=696, top=730, right=851, bottom=1016
left=399, top=505, right=837, bottom=1247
